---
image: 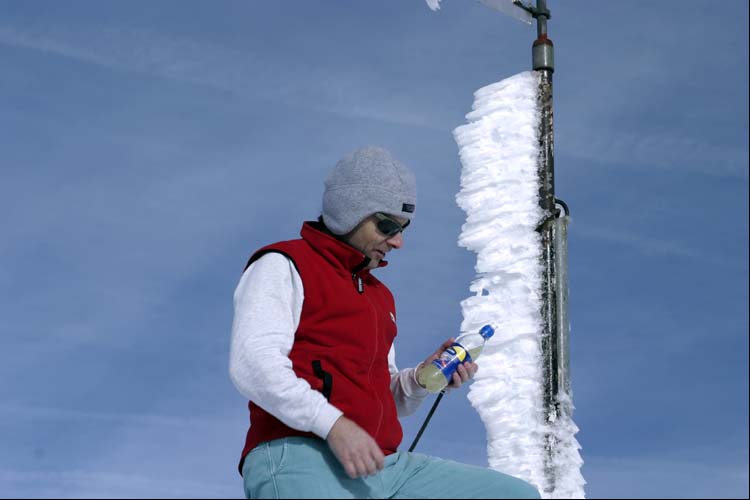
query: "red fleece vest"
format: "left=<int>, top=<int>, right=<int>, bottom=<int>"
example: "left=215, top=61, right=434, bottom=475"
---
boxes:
left=238, top=222, right=402, bottom=474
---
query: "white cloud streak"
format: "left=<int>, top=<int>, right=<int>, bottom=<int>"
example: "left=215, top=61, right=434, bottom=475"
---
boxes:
left=0, top=469, right=237, bottom=499
left=560, top=127, right=749, bottom=180
left=572, top=221, right=747, bottom=269
left=0, top=23, right=443, bottom=130
left=582, top=455, right=749, bottom=499
left=0, top=403, right=225, bottom=429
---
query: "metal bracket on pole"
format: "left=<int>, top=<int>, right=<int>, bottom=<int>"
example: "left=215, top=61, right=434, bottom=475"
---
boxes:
left=530, top=0, right=554, bottom=72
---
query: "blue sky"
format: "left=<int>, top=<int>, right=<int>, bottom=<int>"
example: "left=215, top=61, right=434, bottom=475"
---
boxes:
left=0, top=1, right=747, bottom=498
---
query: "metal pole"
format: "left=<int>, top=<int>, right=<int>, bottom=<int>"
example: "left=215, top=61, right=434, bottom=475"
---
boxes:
left=531, top=0, right=563, bottom=494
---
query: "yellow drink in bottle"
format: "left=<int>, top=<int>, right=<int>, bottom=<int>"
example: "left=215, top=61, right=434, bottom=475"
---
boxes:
left=417, top=324, right=495, bottom=393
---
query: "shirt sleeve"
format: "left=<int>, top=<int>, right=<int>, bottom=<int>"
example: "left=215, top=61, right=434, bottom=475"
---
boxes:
left=229, top=252, right=343, bottom=439
left=388, top=345, right=430, bottom=417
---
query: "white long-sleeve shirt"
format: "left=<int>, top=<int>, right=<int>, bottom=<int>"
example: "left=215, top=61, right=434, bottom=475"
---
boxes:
left=229, top=252, right=429, bottom=441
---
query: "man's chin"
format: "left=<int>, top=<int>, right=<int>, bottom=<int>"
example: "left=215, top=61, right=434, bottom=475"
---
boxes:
left=367, top=255, right=382, bottom=269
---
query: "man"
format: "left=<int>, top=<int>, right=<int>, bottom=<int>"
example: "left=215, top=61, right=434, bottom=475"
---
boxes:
left=229, top=146, right=540, bottom=498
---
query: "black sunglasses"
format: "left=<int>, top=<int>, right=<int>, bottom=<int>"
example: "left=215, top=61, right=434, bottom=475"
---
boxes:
left=374, top=212, right=410, bottom=237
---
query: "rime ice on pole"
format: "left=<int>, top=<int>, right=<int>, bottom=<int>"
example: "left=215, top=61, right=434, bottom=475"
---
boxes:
left=453, top=71, right=585, bottom=499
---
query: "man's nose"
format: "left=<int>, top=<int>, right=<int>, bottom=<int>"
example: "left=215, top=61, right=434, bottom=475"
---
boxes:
left=386, top=232, right=404, bottom=249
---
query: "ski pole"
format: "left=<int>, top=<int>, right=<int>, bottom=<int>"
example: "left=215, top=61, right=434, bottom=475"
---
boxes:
left=408, top=389, right=446, bottom=452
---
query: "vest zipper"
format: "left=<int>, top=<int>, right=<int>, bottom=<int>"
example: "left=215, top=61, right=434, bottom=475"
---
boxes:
left=352, top=261, right=384, bottom=440
left=363, top=290, right=385, bottom=442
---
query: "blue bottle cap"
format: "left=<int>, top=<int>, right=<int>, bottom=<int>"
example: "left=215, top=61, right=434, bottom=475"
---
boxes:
left=479, top=324, right=495, bottom=339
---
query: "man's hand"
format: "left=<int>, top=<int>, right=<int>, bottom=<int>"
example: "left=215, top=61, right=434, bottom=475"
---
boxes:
left=417, top=338, right=479, bottom=390
left=326, top=416, right=384, bottom=479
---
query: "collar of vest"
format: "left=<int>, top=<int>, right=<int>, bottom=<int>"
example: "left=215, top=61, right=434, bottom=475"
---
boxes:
left=301, top=221, right=388, bottom=274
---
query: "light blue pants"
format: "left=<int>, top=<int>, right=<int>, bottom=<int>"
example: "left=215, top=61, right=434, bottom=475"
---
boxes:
left=242, top=437, right=540, bottom=499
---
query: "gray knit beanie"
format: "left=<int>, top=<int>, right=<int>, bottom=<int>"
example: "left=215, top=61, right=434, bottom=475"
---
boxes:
left=322, top=146, right=417, bottom=235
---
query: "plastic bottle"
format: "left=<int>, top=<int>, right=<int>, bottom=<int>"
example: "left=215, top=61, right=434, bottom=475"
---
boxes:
left=417, top=324, right=495, bottom=393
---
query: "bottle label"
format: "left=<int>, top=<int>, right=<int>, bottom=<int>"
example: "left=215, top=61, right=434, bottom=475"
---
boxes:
left=430, top=342, right=473, bottom=382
